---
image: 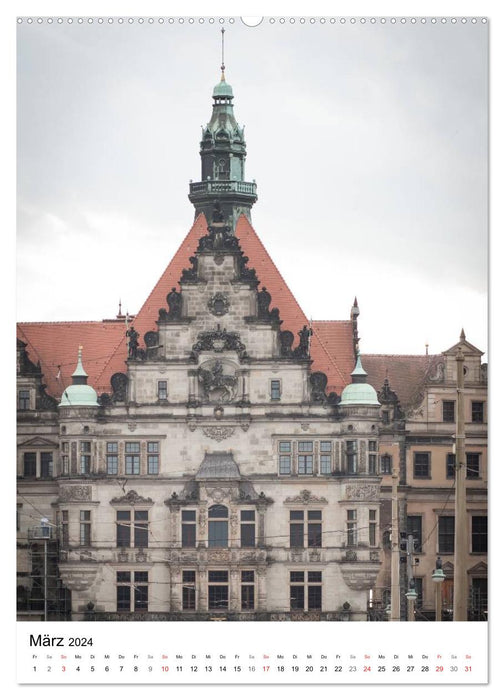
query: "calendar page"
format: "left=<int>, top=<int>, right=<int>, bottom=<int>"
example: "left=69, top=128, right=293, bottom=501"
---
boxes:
left=12, top=0, right=492, bottom=691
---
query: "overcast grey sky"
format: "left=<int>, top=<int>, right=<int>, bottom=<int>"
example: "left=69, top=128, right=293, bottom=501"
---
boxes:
left=16, top=16, right=488, bottom=355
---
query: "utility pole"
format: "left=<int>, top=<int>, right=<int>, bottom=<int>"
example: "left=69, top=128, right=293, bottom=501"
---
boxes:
left=390, top=465, right=400, bottom=621
left=406, top=535, right=416, bottom=621
left=453, top=342, right=467, bottom=620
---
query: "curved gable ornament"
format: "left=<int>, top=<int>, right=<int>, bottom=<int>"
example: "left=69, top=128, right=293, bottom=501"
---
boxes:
left=284, top=490, right=328, bottom=505
left=110, top=490, right=154, bottom=506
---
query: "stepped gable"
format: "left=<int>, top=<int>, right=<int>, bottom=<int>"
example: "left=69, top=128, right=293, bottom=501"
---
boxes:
left=17, top=320, right=124, bottom=399
left=362, top=353, right=442, bottom=410
left=16, top=212, right=356, bottom=398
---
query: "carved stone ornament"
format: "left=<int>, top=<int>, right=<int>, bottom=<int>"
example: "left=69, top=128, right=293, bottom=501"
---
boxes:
left=205, top=488, right=231, bottom=503
left=208, top=292, right=230, bottom=317
left=59, top=485, right=92, bottom=502
left=202, top=426, right=236, bottom=442
left=344, top=550, right=358, bottom=561
left=191, top=325, right=248, bottom=361
left=345, top=484, right=380, bottom=501
left=284, top=490, right=328, bottom=505
left=110, top=490, right=154, bottom=506
left=110, top=372, right=128, bottom=402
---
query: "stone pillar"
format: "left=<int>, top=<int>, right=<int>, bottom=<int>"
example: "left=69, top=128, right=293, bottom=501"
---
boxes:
left=257, top=503, right=267, bottom=547
left=188, top=370, right=198, bottom=404
left=198, top=506, right=207, bottom=548
left=197, top=565, right=207, bottom=612
left=230, top=568, right=240, bottom=612
left=170, top=566, right=180, bottom=612
left=240, top=370, right=250, bottom=403
left=257, top=566, right=267, bottom=612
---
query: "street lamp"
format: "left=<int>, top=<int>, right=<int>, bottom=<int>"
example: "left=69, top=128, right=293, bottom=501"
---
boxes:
left=432, top=556, right=445, bottom=621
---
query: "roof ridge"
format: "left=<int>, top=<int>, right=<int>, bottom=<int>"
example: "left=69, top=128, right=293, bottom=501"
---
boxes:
left=312, top=319, right=352, bottom=324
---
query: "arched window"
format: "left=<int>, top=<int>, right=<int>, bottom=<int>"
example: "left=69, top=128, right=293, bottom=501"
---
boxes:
left=208, top=504, right=228, bottom=548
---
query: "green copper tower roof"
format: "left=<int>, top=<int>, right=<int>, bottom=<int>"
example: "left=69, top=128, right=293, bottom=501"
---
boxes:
left=59, top=346, right=99, bottom=407
left=213, top=72, right=234, bottom=98
left=340, top=352, right=380, bottom=406
left=188, top=30, right=257, bottom=229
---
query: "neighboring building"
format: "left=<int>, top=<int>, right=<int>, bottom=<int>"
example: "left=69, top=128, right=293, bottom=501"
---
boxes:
left=16, top=68, right=487, bottom=622
left=365, top=333, right=488, bottom=621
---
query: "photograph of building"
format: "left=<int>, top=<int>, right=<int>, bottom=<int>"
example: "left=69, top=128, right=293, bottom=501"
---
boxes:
left=16, top=18, right=487, bottom=622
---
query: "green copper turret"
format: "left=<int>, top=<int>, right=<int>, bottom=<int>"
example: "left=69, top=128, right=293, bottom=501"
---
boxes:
left=188, top=69, right=257, bottom=230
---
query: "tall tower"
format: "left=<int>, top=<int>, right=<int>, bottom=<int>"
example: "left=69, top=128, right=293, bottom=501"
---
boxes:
left=188, top=32, right=257, bottom=229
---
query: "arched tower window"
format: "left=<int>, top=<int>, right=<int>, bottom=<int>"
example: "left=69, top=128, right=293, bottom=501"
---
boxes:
left=208, top=504, right=229, bottom=547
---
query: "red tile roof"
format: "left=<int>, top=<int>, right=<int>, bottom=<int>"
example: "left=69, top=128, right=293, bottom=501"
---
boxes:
left=362, top=353, right=443, bottom=410
left=17, top=214, right=356, bottom=398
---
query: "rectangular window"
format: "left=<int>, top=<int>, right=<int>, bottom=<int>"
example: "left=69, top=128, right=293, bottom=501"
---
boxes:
left=446, top=453, right=455, bottom=479
left=116, top=510, right=148, bottom=548
left=134, top=511, right=149, bottom=548
left=346, top=509, right=357, bottom=546
left=158, top=380, right=168, bottom=401
left=290, top=571, right=305, bottom=610
left=116, top=571, right=148, bottom=612
left=182, top=510, right=197, bottom=547
left=147, top=442, right=159, bottom=475
left=61, top=443, right=69, bottom=475
left=125, top=442, right=140, bottom=475
left=79, top=510, right=91, bottom=546
left=368, top=441, right=378, bottom=474
left=208, top=571, right=229, bottom=610
left=182, top=570, right=196, bottom=610
left=381, top=455, right=392, bottom=475
left=471, top=401, right=484, bottom=423
left=466, top=453, right=480, bottom=479
left=290, top=510, right=322, bottom=548
left=278, top=441, right=292, bottom=475
left=241, top=570, right=255, bottom=610
left=18, top=389, right=30, bottom=410
left=413, top=452, right=430, bottom=479
left=298, top=441, right=314, bottom=475
left=270, top=379, right=281, bottom=400
left=443, top=401, right=455, bottom=422
left=106, top=442, right=118, bottom=475
left=290, top=571, right=322, bottom=611
left=438, top=516, right=455, bottom=554
left=80, top=442, right=91, bottom=475
left=307, top=571, right=322, bottom=610
left=116, top=511, right=131, bottom=547
left=23, top=452, right=36, bottom=478
left=134, top=571, right=148, bottom=610
left=346, top=440, right=357, bottom=474
left=117, top=572, right=131, bottom=611
left=61, top=510, right=69, bottom=547
left=369, top=509, right=377, bottom=547
left=290, top=510, right=304, bottom=548
left=406, top=515, right=422, bottom=552
left=240, top=511, right=255, bottom=548
left=320, top=441, right=332, bottom=474
left=472, top=515, right=487, bottom=553
left=307, top=510, right=322, bottom=547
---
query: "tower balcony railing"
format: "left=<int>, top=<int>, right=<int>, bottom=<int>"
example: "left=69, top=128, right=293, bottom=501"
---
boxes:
left=189, top=180, right=257, bottom=196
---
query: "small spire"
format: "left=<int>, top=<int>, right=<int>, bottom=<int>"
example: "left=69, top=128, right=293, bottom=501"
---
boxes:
left=460, top=328, right=466, bottom=341
left=425, top=342, right=429, bottom=355
left=72, top=345, right=88, bottom=381
left=220, top=28, right=226, bottom=80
